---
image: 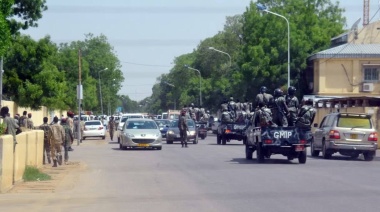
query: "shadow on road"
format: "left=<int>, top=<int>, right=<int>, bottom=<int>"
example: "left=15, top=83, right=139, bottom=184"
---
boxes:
left=307, top=155, right=377, bottom=162
left=208, top=143, right=244, bottom=146
left=229, top=158, right=295, bottom=165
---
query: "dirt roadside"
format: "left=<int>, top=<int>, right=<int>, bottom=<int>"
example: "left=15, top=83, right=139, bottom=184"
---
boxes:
left=8, top=160, right=87, bottom=194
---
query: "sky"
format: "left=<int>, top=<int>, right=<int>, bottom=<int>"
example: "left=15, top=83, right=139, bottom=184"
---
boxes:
left=25, top=0, right=380, bottom=102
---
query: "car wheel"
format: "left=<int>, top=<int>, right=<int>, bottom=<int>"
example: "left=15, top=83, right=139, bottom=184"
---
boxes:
left=363, top=152, right=375, bottom=161
left=193, top=139, right=197, bottom=144
left=166, top=140, right=173, bottom=144
left=311, top=141, right=320, bottom=157
left=245, top=145, right=253, bottom=160
left=102, top=136, right=105, bottom=140
left=217, top=135, right=221, bottom=145
left=298, top=150, right=307, bottom=164
left=157, top=147, right=162, bottom=150
left=222, top=136, right=227, bottom=145
left=256, top=143, right=265, bottom=163
left=119, top=143, right=123, bottom=150
left=83, top=137, right=86, bottom=140
left=322, top=141, right=332, bottom=159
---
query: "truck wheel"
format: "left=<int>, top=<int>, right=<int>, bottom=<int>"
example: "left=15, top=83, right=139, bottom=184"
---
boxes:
left=166, top=140, right=173, bottom=144
left=222, top=136, right=227, bottom=145
left=298, top=150, right=307, bottom=164
left=363, top=152, right=375, bottom=161
left=322, top=141, right=332, bottom=159
left=311, top=141, right=320, bottom=157
left=243, top=137, right=247, bottom=145
left=245, top=145, right=253, bottom=160
left=256, top=143, right=265, bottom=163
left=217, top=135, right=221, bottom=145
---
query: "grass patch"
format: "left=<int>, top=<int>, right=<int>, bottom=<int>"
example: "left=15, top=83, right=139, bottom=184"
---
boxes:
left=23, top=166, right=52, bottom=182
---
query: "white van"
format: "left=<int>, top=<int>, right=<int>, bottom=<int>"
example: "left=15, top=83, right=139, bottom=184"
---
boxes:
left=74, top=115, right=90, bottom=122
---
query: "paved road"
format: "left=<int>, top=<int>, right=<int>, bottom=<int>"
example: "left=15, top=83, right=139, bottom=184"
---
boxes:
left=1, top=133, right=380, bottom=212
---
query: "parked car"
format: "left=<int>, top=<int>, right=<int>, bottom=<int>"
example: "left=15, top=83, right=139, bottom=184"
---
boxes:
left=154, top=119, right=172, bottom=138
left=166, top=119, right=198, bottom=144
left=119, top=118, right=162, bottom=150
left=83, top=120, right=106, bottom=140
left=312, top=112, right=378, bottom=161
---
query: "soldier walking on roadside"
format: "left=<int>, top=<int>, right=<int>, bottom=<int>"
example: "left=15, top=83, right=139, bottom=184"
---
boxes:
left=67, top=111, right=75, bottom=151
left=178, top=110, right=189, bottom=148
left=286, top=86, right=299, bottom=126
left=61, top=118, right=73, bottom=165
left=108, top=116, right=116, bottom=141
left=39, top=117, right=52, bottom=164
left=48, top=116, right=65, bottom=167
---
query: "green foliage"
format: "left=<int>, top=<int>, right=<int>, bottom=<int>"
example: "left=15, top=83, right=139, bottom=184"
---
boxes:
left=0, top=122, right=7, bottom=135
left=23, top=166, right=51, bottom=182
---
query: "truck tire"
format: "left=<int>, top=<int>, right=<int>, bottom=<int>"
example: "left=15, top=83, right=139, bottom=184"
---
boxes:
left=256, top=143, right=265, bottom=163
left=311, top=141, right=320, bottom=157
left=364, top=152, right=375, bottom=161
left=298, top=150, right=307, bottom=164
left=222, top=136, right=227, bottom=145
left=217, top=135, right=221, bottom=145
left=245, top=145, right=253, bottom=160
left=166, top=140, right=173, bottom=144
left=243, top=137, right=247, bottom=145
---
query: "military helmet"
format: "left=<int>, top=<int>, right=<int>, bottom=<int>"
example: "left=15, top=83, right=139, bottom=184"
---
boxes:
left=260, top=86, right=267, bottom=94
left=274, top=88, right=283, bottom=97
left=190, top=103, right=194, bottom=107
left=288, top=86, right=296, bottom=95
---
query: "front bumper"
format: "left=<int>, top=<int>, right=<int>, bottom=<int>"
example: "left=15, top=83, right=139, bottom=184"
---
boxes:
left=167, top=133, right=197, bottom=141
left=122, top=137, right=162, bottom=148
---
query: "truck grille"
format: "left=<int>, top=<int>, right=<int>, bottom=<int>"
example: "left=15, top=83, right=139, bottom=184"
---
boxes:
left=132, top=139, right=155, bottom=144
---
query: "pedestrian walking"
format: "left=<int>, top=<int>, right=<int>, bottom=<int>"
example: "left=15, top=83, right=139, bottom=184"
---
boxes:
left=1, top=106, right=20, bottom=146
left=108, top=116, right=116, bottom=141
left=61, top=118, right=73, bottom=165
left=27, top=113, right=34, bottom=130
left=178, top=110, right=188, bottom=148
left=48, top=116, right=65, bottom=167
left=67, top=111, right=74, bottom=151
left=39, top=117, right=52, bottom=164
left=19, top=111, right=28, bottom=131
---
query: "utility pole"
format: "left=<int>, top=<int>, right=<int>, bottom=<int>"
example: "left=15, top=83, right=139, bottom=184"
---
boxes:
left=77, top=49, right=82, bottom=146
left=0, top=56, right=3, bottom=107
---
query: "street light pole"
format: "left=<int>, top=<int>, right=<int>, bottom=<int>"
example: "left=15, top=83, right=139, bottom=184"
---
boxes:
left=257, top=3, right=290, bottom=88
left=208, top=47, right=232, bottom=67
left=98, top=67, right=108, bottom=115
left=163, top=81, right=176, bottom=110
left=185, top=65, right=202, bottom=106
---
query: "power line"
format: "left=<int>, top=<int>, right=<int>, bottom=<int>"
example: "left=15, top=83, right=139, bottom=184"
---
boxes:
left=120, top=60, right=172, bottom=68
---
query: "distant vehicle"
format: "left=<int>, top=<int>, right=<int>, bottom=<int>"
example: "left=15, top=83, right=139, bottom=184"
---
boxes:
left=154, top=119, right=172, bottom=138
left=83, top=120, right=106, bottom=140
left=166, top=119, right=198, bottom=144
left=119, top=118, right=162, bottom=150
left=117, top=113, right=145, bottom=143
left=156, top=115, right=162, bottom=119
left=312, top=112, right=378, bottom=161
left=74, top=115, right=90, bottom=122
left=162, top=112, right=168, bottom=120
left=211, top=117, right=219, bottom=134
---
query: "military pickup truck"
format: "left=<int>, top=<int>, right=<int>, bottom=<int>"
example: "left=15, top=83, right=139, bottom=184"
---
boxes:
left=244, top=126, right=312, bottom=164
left=217, top=122, right=247, bottom=145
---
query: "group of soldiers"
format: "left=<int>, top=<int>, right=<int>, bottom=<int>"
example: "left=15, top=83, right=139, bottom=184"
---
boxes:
left=220, top=86, right=316, bottom=128
left=183, top=103, right=210, bottom=122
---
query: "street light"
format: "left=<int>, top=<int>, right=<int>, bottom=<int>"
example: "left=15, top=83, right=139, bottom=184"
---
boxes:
left=163, top=81, right=176, bottom=110
left=257, top=3, right=290, bottom=88
left=184, top=65, right=202, bottom=106
left=208, top=47, right=232, bottom=67
left=98, top=67, right=108, bottom=115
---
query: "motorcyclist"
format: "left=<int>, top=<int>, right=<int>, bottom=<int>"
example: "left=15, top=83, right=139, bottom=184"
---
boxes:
left=271, top=88, right=289, bottom=127
left=286, top=86, right=299, bottom=126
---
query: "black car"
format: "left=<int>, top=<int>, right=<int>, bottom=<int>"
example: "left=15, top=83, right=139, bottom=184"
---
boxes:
left=166, top=119, right=198, bottom=144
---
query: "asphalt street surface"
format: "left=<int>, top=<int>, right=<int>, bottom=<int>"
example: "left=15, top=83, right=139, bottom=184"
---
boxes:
left=1, top=132, right=380, bottom=212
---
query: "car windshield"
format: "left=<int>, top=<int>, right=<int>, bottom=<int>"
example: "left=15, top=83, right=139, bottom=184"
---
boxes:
left=155, top=120, right=170, bottom=126
left=85, top=121, right=101, bottom=126
left=126, top=121, right=157, bottom=129
left=337, top=116, right=372, bottom=129
left=170, top=120, right=194, bottom=128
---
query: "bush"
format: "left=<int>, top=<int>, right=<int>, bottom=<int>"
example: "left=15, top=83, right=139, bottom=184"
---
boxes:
left=23, top=166, right=51, bottom=181
left=0, top=122, right=6, bottom=135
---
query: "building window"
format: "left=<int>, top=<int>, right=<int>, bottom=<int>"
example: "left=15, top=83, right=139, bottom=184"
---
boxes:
left=364, top=68, right=379, bottom=82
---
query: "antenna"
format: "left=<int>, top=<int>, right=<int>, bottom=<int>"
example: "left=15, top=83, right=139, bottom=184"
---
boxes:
left=351, top=18, right=361, bottom=40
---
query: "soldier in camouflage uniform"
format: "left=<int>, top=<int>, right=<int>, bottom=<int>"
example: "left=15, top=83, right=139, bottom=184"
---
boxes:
left=227, top=96, right=236, bottom=120
left=178, top=110, right=188, bottom=148
left=296, top=99, right=316, bottom=128
left=285, top=86, right=299, bottom=126
left=189, top=103, right=197, bottom=121
left=67, top=111, right=75, bottom=151
left=255, top=86, right=273, bottom=109
left=271, top=88, right=289, bottom=127
left=19, top=111, right=28, bottom=131
left=61, top=118, right=73, bottom=164
left=26, top=113, right=34, bottom=130
left=108, top=116, right=116, bottom=141
left=39, top=117, right=51, bottom=164
left=48, top=116, right=65, bottom=167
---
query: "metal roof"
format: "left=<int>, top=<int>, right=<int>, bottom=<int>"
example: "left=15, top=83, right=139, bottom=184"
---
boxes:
left=309, top=44, right=380, bottom=61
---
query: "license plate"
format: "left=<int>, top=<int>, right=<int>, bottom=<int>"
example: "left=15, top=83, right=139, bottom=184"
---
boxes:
left=138, top=143, right=149, bottom=147
left=350, top=134, right=358, bottom=139
left=295, top=145, right=304, bottom=152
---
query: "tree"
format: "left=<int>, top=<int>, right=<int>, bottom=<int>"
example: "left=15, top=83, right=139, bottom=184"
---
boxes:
left=241, top=0, right=345, bottom=97
left=0, top=0, right=13, bottom=55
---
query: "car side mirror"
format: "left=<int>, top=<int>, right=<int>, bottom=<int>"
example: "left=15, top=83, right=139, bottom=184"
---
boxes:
left=313, top=123, right=318, bottom=128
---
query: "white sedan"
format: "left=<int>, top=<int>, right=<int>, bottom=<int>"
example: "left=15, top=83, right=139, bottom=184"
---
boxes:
left=83, top=120, right=106, bottom=140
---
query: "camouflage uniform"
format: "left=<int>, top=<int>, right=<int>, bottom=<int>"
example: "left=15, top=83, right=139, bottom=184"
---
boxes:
left=39, top=123, right=52, bottom=164
left=286, top=95, right=299, bottom=126
left=48, top=122, right=65, bottom=166
left=61, top=122, right=73, bottom=163
left=255, top=93, right=273, bottom=109
left=178, top=115, right=188, bottom=147
left=296, top=105, right=316, bottom=128
left=67, top=117, right=74, bottom=148
left=272, top=96, right=289, bottom=127
left=19, top=115, right=27, bottom=131
left=108, top=119, right=116, bottom=140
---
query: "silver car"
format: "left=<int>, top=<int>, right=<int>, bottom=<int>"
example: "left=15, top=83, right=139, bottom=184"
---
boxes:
left=119, top=118, right=162, bottom=150
left=312, top=113, right=378, bottom=161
